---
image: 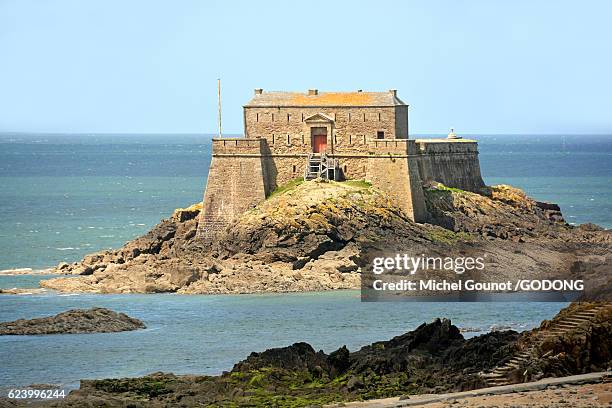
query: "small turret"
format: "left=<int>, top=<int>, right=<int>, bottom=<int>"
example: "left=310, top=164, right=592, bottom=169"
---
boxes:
left=447, top=128, right=461, bottom=139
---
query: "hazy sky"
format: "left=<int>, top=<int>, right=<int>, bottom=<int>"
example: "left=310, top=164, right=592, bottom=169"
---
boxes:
left=1, top=0, right=611, bottom=135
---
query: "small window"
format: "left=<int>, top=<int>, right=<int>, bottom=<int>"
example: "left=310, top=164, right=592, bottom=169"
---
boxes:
left=271, top=113, right=275, bottom=122
left=378, top=113, right=381, bottom=121
left=343, top=165, right=348, bottom=173
left=287, top=113, right=290, bottom=122
left=377, top=131, right=385, bottom=139
left=256, top=113, right=259, bottom=122
left=363, top=113, right=366, bottom=122
left=292, top=165, right=297, bottom=173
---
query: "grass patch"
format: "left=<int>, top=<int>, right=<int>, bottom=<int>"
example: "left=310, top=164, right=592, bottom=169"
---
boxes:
left=427, top=228, right=472, bottom=244
left=268, top=178, right=304, bottom=199
left=430, top=184, right=465, bottom=193
left=341, top=179, right=372, bottom=189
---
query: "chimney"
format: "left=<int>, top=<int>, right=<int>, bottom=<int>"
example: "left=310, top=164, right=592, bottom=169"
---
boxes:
left=254, top=88, right=263, bottom=95
left=389, top=89, right=397, bottom=97
left=308, top=89, right=318, bottom=96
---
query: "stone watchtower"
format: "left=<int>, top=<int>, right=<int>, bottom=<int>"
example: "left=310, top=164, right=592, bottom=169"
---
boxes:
left=198, top=89, right=485, bottom=241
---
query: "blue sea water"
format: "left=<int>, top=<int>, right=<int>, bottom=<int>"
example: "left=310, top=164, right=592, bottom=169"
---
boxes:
left=0, top=290, right=565, bottom=390
left=0, top=133, right=610, bottom=390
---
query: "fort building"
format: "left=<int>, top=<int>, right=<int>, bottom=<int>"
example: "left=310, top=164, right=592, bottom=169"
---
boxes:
left=199, top=89, right=485, bottom=241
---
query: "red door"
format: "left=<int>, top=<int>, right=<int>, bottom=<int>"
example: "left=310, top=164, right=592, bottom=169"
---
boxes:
left=313, top=135, right=327, bottom=153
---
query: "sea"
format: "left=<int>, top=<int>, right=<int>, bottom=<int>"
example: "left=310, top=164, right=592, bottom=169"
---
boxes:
left=0, top=133, right=610, bottom=390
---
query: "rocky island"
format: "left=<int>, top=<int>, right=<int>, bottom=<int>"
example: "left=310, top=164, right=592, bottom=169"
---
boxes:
left=35, top=89, right=611, bottom=297
left=0, top=308, right=145, bottom=335
left=39, top=179, right=610, bottom=298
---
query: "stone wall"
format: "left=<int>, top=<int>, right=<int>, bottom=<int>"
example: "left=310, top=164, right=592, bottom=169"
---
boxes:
left=244, top=106, right=406, bottom=149
left=365, top=155, right=428, bottom=222
left=198, top=136, right=486, bottom=239
left=198, top=139, right=268, bottom=241
left=394, top=105, right=409, bottom=139
left=414, top=139, right=485, bottom=192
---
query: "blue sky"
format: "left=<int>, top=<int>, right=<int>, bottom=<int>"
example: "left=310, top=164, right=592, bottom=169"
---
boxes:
left=1, top=0, right=611, bottom=135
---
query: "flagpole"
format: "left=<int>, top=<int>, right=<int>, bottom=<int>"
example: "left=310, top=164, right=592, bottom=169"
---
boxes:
left=217, top=78, right=222, bottom=139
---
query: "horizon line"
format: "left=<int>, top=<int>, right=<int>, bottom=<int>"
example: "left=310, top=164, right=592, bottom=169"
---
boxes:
left=1, top=131, right=612, bottom=137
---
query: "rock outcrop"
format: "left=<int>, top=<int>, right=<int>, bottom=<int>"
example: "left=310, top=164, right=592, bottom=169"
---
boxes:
left=40, top=180, right=611, bottom=296
left=0, top=308, right=145, bottom=335
left=28, top=302, right=610, bottom=407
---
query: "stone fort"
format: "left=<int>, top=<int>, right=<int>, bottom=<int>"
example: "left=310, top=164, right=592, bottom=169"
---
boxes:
left=199, top=89, right=485, bottom=240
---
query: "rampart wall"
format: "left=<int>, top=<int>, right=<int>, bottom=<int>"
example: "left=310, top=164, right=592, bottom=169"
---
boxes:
left=199, top=137, right=486, bottom=240
left=414, top=139, right=485, bottom=192
left=198, top=139, right=268, bottom=241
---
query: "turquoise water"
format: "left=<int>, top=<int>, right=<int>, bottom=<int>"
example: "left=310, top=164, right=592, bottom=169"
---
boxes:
left=0, top=287, right=566, bottom=390
left=0, top=133, right=610, bottom=270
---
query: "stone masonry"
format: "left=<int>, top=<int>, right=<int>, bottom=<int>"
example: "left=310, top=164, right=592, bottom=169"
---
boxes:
left=198, top=89, right=485, bottom=241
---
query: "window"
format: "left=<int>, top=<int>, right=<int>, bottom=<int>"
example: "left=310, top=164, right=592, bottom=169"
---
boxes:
left=256, top=113, right=259, bottom=122
left=377, top=131, right=385, bottom=139
left=292, top=165, right=297, bottom=173
left=378, top=112, right=381, bottom=121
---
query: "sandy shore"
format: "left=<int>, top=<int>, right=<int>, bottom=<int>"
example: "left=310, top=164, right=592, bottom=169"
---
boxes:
left=336, top=372, right=612, bottom=408
left=418, top=382, right=611, bottom=407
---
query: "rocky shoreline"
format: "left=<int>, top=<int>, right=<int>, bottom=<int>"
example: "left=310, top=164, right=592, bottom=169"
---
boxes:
left=0, top=308, right=145, bottom=335
left=6, top=302, right=607, bottom=407
left=35, top=180, right=610, bottom=298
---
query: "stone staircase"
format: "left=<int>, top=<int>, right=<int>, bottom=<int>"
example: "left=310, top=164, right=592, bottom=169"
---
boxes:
left=481, top=304, right=609, bottom=387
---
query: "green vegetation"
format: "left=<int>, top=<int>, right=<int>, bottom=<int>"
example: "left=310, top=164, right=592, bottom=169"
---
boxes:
left=427, top=183, right=466, bottom=194
left=268, top=177, right=304, bottom=199
left=427, top=228, right=473, bottom=244
left=341, top=179, right=372, bottom=189
left=91, top=377, right=174, bottom=398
